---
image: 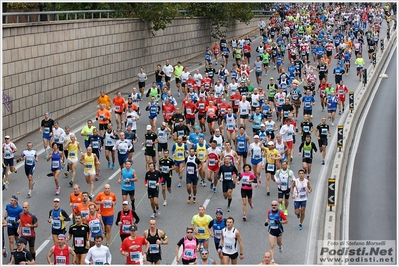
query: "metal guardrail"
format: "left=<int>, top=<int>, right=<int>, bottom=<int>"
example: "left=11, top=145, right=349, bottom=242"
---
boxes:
left=3, top=9, right=273, bottom=24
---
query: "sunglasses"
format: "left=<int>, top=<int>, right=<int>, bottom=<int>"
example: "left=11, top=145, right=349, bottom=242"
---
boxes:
left=186, top=231, right=193, bottom=234
left=201, top=253, right=208, bottom=255
left=271, top=204, right=278, bottom=206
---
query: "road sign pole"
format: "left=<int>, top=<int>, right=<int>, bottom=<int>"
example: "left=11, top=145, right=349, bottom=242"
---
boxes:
left=328, top=179, right=335, bottom=211
left=337, top=125, right=343, bottom=151
left=349, top=91, right=354, bottom=113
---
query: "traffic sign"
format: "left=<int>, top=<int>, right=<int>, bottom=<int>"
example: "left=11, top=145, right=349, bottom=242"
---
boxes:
left=337, top=125, right=343, bottom=150
left=349, top=91, right=354, bottom=112
left=328, top=179, right=335, bottom=207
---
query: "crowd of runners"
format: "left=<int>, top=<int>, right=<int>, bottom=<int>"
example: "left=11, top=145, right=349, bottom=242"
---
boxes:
left=2, top=2, right=396, bottom=265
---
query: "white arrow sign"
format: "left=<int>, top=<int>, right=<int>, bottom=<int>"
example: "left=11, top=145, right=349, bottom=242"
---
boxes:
left=338, top=139, right=343, bottom=145
left=338, top=128, right=343, bottom=136
left=328, top=195, right=334, bottom=203
left=329, top=183, right=335, bottom=191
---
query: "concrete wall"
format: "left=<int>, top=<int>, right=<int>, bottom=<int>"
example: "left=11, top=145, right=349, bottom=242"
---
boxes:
left=2, top=16, right=264, bottom=140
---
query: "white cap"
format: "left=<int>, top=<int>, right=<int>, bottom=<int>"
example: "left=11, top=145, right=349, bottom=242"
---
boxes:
left=268, top=141, right=274, bottom=146
left=253, top=135, right=259, bottom=139
left=4, top=135, right=10, bottom=139
left=260, top=124, right=265, bottom=127
left=53, top=198, right=60, bottom=202
left=122, top=200, right=129, bottom=205
left=146, top=125, right=152, bottom=130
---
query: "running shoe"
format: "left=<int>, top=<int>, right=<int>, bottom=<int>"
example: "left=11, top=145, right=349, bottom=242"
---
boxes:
left=213, top=187, right=217, bottom=193
left=13, top=169, right=17, bottom=173
left=322, top=160, right=325, bottom=165
left=108, top=161, right=111, bottom=169
left=163, top=200, right=167, bottom=206
left=279, top=203, right=284, bottom=210
left=242, top=215, right=247, bottom=221
left=151, top=213, right=155, bottom=219
left=3, top=249, right=8, bottom=258
left=201, top=180, right=207, bottom=187
left=106, top=244, right=110, bottom=247
left=4, top=181, right=9, bottom=190
left=112, top=164, right=115, bottom=170
left=339, top=111, right=341, bottom=115
left=279, top=246, right=283, bottom=252
left=47, top=172, right=54, bottom=177
left=210, top=183, right=214, bottom=190
left=187, top=196, right=191, bottom=203
left=95, top=175, right=99, bottom=181
left=284, top=209, right=288, bottom=216
left=249, top=203, right=254, bottom=209
left=178, top=93, right=181, bottom=97
left=89, top=194, right=94, bottom=200
left=227, top=206, right=231, bottom=212
left=297, top=213, right=300, bottom=219
left=69, top=181, right=74, bottom=187
left=55, top=187, right=60, bottom=195
left=267, top=191, right=270, bottom=196
left=299, top=224, right=303, bottom=230
left=178, top=182, right=182, bottom=188
left=27, top=191, right=31, bottom=198
left=193, top=197, right=196, bottom=204
left=64, top=171, right=69, bottom=177
left=157, top=209, right=161, bottom=216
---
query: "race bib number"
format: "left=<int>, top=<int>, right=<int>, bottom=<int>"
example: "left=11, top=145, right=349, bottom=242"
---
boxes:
left=177, top=152, right=184, bottom=158
left=267, top=164, right=275, bottom=171
left=225, top=243, right=233, bottom=250
left=103, top=200, right=112, bottom=208
left=161, top=166, right=169, bottom=173
left=253, top=152, right=261, bottom=160
left=197, top=227, right=205, bottom=235
left=26, top=159, right=34, bottom=166
left=52, top=161, right=60, bottom=169
left=74, top=237, right=84, bottom=247
left=238, top=142, right=245, bottom=149
left=187, top=166, right=195, bottom=175
left=53, top=219, right=61, bottom=229
left=321, top=128, right=328, bottom=135
left=214, top=229, right=222, bottom=239
left=304, top=150, right=311, bottom=158
left=92, top=141, right=99, bottom=149
left=22, top=227, right=31, bottom=236
left=54, top=138, right=60, bottom=143
left=146, top=140, right=152, bottom=147
left=69, top=152, right=76, bottom=158
left=44, top=127, right=50, bottom=134
left=184, top=249, right=194, bottom=258
left=130, top=252, right=141, bottom=262
left=94, top=260, right=104, bottom=265
left=122, top=224, right=131, bottom=233
left=114, top=106, right=120, bottom=112
left=56, top=256, right=66, bottom=264
left=148, top=180, right=157, bottom=189
left=209, top=159, right=216, bottom=166
left=178, top=130, right=184, bottom=136
left=303, top=126, right=309, bottom=132
left=224, top=172, right=232, bottom=180
left=149, top=244, right=159, bottom=254
left=86, top=163, right=93, bottom=169
left=198, top=152, right=205, bottom=159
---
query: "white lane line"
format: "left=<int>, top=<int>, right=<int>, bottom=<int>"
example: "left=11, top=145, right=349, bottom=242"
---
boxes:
left=203, top=198, right=210, bottom=209
left=35, top=239, right=50, bottom=256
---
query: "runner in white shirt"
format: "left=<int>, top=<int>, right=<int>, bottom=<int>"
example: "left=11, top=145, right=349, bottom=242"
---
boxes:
left=228, top=78, right=239, bottom=95
left=291, top=169, right=312, bottom=231
left=162, top=60, right=174, bottom=89
left=279, top=118, right=295, bottom=165
left=238, top=96, right=251, bottom=129
left=193, top=69, right=203, bottom=88
left=84, top=235, right=112, bottom=265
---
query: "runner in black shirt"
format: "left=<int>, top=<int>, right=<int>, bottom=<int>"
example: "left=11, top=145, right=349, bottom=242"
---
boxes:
left=145, top=162, right=163, bottom=219
left=155, top=64, right=165, bottom=89
left=67, top=214, right=90, bottom=265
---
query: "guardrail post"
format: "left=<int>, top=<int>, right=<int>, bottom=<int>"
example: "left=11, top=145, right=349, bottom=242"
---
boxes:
left=349, top=91, right=354, bottom=113
left=337, top=125, right=343, bottom=151
left=328, top=179, right=335, bottom=211
left=363, top=68, right=367, bottom=86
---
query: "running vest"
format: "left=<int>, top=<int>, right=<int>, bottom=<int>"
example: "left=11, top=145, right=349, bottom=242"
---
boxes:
left=119, top=210, right=134, bottom=235
left=222, top=228, right=238, bottom=254
left=181, top=237, right=197, bottom=260
left=51, top=151, right=62, bottom=169
left=252, top=113, right=263, bottom=129
left=83, top=153, right=95, bottom=173
left=268, top=210, right=282, bottom=230
left=302, top=142, right=312, bottom=158
left=294, top=178, right=309, bottom=201
left=212, top=218, right=226, bottom=241
left=53, top=245, right=70, bottom=265
left=224, top=114, right=236, bottom=131
left=237, top=134, right=248, bottom=152
left=104, top=131, right=116, bottom=147
left=147, top=229, right=161, bottom=255
left=149, top=103, right=158, bottom=116
left=150, top=88, right=159, bottom=101
left=195, top=143, right=207, bottom=162
left=157, top=128, right=168, bottom=144
left=50, top=208, right=65, bottom=231
left=173, top=143, right=185, bottom=161
left=277, top=167, right=291, bottom=191
left=186, top=156, right=199, bottom=177
left=212, top=135, right=223, bottom=149
left=88, top=213, right=103, bottom=237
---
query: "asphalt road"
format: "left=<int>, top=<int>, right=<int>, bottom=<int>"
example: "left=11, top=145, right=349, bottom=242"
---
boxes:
left=2, top=21, right=395, bottom=265
left=349, top=48, right=397, bottom=247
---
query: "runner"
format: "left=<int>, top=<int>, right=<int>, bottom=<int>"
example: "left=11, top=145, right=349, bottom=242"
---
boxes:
left=259, top=251, right=276, bottom=265
left=263, top=141, right=282, bottom=196
left=194, top=248, right=216, bottom=265
left=291, top=169, right=312, bottom=230
left=207, top=140, right=222, bottom=193
left=75, top=192, right=98, bottom=225
left=157, top=122, right=172, bottom=159
left=193, top=136, right=209, bottom=187
left=175, top=227, right=198, bottom=265
left=5, top=195, right=22, bottom=261
left=17, top=202, right=38, bottom=260
left=315, top=118, right=331, bottom=165
left=218, top=217, right=244, bottom=265
left=88, top=128, right=103, bottom=180
left=129, top=87, right=142, bottom=116
left=218, top=157, right=238, bottom=212
left=223, top=108, right=238, bottom=146
left=264, top=200, right=287, bottom=263
left=19, top=142, right=38, bottom=198
left=96, top=104, right=112, bottom=137
left=113, top=91, right=126, bottom=132
left=146, top=96, right=161, bottom=132
left=48, top=198, right=71, bottom=245
left=118, top=160, right=138, bottom=210
left=47, top=233, right=76, bottom=265
left=40, top=111, right=54, bottom=157
left=120, top=224, right=148, bottom=265
left=9, top=237, right=35, bottom=265
left=144, top=162, right=162, bottom=219
left=65, top=133, right=82, bottom=187
left=114, top=132, right=133, bottom=171
left=235, top=127, right=250, bottom=174
left=326, top=91, right=339, bottom=126
left=279, top=118, right=295, bottom=165
left=116, top=201, right=140, bottom=242
left=274, top=161, right=295, bottom=216
left=155, top=64, right=165, bottom=90
left=143, top=219, right=168, bottom=265
left=3, top=135, right=18, bottom=188
left=185, top=148, right=202, bottom=204
left=47, top=142, right=64, bottom=195
left=87, top=203, right=105, bottom=248
left=162, top=60, right=174, bottom=90
left=208, top=208, right=226, bottom=260
left=66, top=213, right=90, bottom=264
left=335, top=80, right=349, bottom=115
left=94, top=184, right=117, bottom=247
left=354, top=53, right=365, bottom=82
left=191, top=206, right=213, bottom=251
left=81, top=120, right=97, bottom=149
left=237, top=164, right=258, bottom=221
left=84, top=235, right=112, bottom=265
left=80, top=146, right=99, bottom=199
left=158, top=150, right=174, bottom=206
left=69, top=184, right=83, bottom=224
left=248, top=135, right=263, bottom=184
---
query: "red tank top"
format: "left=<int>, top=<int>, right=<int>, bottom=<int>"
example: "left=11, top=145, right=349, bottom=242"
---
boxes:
left=120, top=210, right=134, bottom=235
left=53, top=244, right=70, bottom=265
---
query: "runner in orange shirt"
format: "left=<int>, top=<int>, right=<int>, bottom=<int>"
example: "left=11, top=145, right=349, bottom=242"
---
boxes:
left=69, top=184, right=83, bottom=224
left=95, top=104, right=112, bottom=136
left=97, top=91, right=112, bottom=111
left=75, top=192, right=98, bottom=225
left=205, top=101, right=218, bottom=135
left=113, top=91, right=126, bottom=132
left=94, top=184, right=117, bottom=246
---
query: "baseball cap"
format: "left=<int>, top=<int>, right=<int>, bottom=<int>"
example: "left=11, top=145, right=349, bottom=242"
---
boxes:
left=215, top=208, right=223, bottom=215
left=194, top=125, right=201, bottom=130
left=130, top=224, right=138, bottom=231
left=268, top=141, right=274, bottom=146
left=5, top=135, right=10, bottom=139
left=254, top=135, right=260, bottom=139
left=122, top=200, right=129, bottom=205
left=45, top=111, right=51, bottom=115
left=146, top=125, right=152, bottom=130
left=11, top=195, right=18, bottom=202
left=53, top=198, right=60, bottom=202
left=16, top=238, right=27, bottom=245
left=270, top=77, right=274, bottom=80
left=260, top=123, right=265, bottom=127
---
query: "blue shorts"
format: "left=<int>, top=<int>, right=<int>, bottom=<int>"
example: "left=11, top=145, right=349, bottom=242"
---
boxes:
left=156, top=82, right=163, bottom=89
left=101, top=215, right=114, bottom=226
left=118, top=154, right=129, bottom=166
left=51, top=166, right=62, bottom=172
left=174, top=160, right=185, bottom=166
left=197, top=238, right=209, bottom=243
left=3, top=158, right=14, bottom=167
left=43, top=133, right=51, bottom=140
left=149, top=114, right=157, bottom=120
left=251, top=158, right=262, bottom=165
left=90, top=230, right=103, bottom=241
left=356, top=66, right=363, bottom=71
left=294, top=200, right=307, bottom=209
left=24, top=166, right=35, bottom=176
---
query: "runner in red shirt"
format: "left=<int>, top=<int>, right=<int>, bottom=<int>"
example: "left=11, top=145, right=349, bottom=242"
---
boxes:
left=186, top=75, right=197, bottom=93
left=335, top=80, right=349, bottom=115
left=229, top=90, right=242, bottom=118
left=243, top=43, right=252, bottom=65
left=196, top=96, right=208, bottom=132
left=183, top=98, right=198, bottom=131
left=201, top=74, right=213, bottom=93
left=162, top=99, right=176, bottom=129
left=205, top=101, right=218, bottom=135
left=120, top=224, right=148, bottom=265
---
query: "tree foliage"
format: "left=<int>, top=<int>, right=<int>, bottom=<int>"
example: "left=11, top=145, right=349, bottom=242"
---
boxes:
left=6, top=3, right=263, bottom=38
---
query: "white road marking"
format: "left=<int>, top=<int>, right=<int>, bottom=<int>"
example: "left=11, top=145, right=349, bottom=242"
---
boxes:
left=35, top=239, right=50, bottom=256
